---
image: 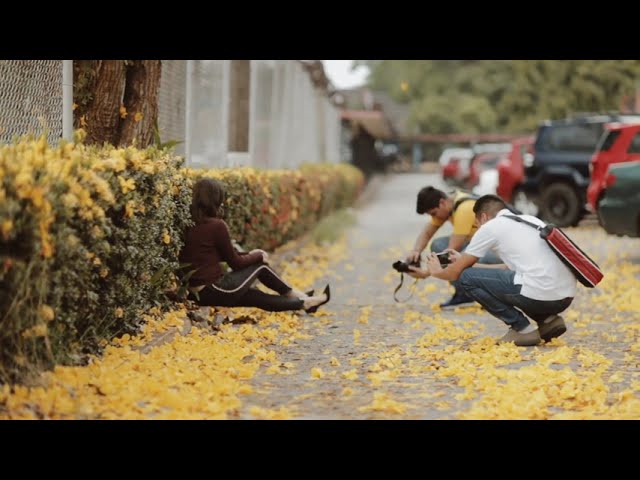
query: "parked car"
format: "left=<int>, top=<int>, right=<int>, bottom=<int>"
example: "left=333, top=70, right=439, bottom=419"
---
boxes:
left=521, top=113, right=640, bottom=227
left=472, top=168, right=499, bottom=196
left=587, top=123, right=640, bottom=216
left=439, top=148, right=473, bottom=186
left=496, top=137, right=536, bottom=214
left=466, top=152, right=503, bottom=190
left=442, top=157, right=461, bottom=185
left=438, top=147, right=473, bottom=167
left=598, top=161, right=640, bottom=237
left=442, top=144, right=510, bottom=188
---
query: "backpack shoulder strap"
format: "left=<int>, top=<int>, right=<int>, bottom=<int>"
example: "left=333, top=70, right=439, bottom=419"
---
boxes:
left=452, top=194, right=479, bottom=214
left=503, top=214, right=543, bottom=230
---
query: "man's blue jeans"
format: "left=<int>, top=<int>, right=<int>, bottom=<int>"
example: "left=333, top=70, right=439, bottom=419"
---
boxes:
left=453, top=269, right=573, bottom=331
left=430, top=236, right=502, bottom=301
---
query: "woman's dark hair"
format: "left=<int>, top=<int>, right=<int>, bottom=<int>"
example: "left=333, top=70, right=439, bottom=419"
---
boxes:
left=191, top=178, right=225, bottom=224
left=416, top=186, right=446, bottom=214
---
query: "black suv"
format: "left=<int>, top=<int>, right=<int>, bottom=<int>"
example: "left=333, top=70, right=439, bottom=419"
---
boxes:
left=521, top=113, right=640, bottom=227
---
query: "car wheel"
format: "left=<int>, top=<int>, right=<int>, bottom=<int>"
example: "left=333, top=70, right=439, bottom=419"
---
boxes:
left=540, top=183, right=581, bottom=227
left=512, top=189, right=539, bottom=217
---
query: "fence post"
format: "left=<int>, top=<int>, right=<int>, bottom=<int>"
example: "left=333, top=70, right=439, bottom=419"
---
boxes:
left=62, top=60, right=73, bottom=141
left=185, top=60, right=194, bottom=165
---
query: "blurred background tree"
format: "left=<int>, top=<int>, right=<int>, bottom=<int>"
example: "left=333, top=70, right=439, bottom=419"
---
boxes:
left=357, top=60, right=640, bottom=134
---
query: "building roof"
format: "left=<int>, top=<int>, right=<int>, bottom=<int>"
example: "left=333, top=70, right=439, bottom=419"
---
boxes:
left=340, top=109, right=393, bottom=139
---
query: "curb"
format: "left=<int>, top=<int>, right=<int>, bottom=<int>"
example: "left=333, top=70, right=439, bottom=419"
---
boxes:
left=354, top=173, right=387, bottom=209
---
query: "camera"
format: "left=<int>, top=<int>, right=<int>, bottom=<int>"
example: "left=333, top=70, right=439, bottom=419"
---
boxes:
left=392, top=258, right=420, bottom=273
left=436, top=251, right=451, bottom=266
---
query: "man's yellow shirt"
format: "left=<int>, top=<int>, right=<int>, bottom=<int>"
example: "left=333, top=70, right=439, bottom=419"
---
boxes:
left=430, top=191, right=478, bottom=238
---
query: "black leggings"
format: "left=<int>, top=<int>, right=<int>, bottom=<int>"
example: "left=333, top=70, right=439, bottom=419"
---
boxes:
left=189, top=263, right=304, bottom=312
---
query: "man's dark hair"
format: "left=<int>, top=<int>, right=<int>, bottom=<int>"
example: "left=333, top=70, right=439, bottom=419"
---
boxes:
left=473, top=194, right=507, bottom=218
left=416, top=186, right=446, bottom=214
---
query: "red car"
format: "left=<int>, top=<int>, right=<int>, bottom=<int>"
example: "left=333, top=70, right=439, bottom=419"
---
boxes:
left=442, top=157, right=461, bottom=185
left=466, top=152, right=503, bottom=190
left=496, top=136, right=535, bottom=211
left=587, top=122, right=640, bottom=213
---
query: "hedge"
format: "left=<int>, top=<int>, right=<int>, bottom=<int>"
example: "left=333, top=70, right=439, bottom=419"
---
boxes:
left=0, top=135, right=364, bottom=382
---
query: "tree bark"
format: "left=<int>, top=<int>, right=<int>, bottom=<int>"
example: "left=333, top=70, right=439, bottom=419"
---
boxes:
left=85, top=61, right=126, bottom=146
left=118, top=60, right=162, bottom=147
left=228, top=60, right=251, bottom=152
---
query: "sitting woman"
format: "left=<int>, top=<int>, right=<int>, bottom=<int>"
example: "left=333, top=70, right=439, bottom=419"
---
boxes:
left=179, top=178, right=330, bottom=313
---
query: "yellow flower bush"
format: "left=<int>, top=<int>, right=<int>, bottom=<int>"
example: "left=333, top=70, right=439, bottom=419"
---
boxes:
left=0, top=135, right=364, bottom=383
left=187, top=163, right=364, bottom=251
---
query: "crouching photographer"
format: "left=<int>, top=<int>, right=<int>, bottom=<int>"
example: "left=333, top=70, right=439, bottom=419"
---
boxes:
left=406, top=195, right=575, bottom=347
left=407, top=186, right=503, bottom=309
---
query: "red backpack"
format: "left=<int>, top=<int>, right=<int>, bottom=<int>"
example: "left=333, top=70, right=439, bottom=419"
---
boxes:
left=505, top=215, right=604, bottom=288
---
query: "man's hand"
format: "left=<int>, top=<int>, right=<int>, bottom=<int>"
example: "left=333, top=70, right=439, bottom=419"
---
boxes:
left=426, top=252, right=445, bottom=276
left=406, top=250, right=421, bottom=263
left=444, top=249, right=462, bottom=264
left=250, top=249, right=269, bottom=263
left=407, top=265, right=430, bottom=279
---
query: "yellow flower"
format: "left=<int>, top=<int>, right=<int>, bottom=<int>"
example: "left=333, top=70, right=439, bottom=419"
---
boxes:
left=22, top=323, right=48, bottom=338
left=39, top=305, right=55, bottom=322
left=41, top=239, right=54, bottom=258
left=99, top=268, right=109, bottom=278
left=118, top=176, right=136, bottom=194
left=119, top=106, right=128, bottom=119
left=72, top=103, right=78, bottom=111
left=124, top=200, right=135, bottom=218
left=134, top=112, right=143, bottom=122
left=61, top=193, right=79, bottom=209
left=1, top=220, right=13, bottom=240
left=115, top=307, right=124, bottom=318
left=342, top=369, right=358, bottom=381
left=74, top=128, right=87, bottom=143
left=162, top=232, right=171, bottom=245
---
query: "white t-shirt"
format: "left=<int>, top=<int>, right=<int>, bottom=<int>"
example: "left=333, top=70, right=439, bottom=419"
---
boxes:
left=464, top=209, right=577, bottom=301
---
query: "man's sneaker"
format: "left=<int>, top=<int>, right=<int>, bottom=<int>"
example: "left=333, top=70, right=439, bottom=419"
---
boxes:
left=538, top=315, right=567, bottom=342
left=497, top=327, right=541, bottom=347
left=439, top=291, right=475, bottom=309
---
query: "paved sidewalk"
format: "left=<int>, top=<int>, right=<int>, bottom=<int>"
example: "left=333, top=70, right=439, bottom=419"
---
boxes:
left=237, top=173, right=640, bottom=419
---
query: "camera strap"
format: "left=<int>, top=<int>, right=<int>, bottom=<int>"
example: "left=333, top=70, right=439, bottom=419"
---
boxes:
left=393, top=273, right=419, bottom=303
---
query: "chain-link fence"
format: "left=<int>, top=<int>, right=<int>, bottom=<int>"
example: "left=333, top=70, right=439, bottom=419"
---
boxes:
left=157, top=60, right=186, bottom=155
left=0, top=60, right=62, bottom=145
left=0, top=60, right=341, bottom=169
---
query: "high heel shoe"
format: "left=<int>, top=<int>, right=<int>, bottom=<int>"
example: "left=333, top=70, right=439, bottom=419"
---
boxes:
left=305, top=284, right=330, bottom=314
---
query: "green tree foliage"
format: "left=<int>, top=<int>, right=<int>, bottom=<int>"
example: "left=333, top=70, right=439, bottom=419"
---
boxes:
left=360, top=60, right=640, bottom=134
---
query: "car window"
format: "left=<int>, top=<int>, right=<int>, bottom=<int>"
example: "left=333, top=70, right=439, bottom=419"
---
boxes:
left=595, top=130, right=621, bottom=152
left=547, top=124, right=602, bottom=152
left=628, top=133, right=640, bottom=154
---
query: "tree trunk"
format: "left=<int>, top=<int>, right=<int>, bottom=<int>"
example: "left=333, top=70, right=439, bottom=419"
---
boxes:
left=228, top=60, right=251, bottom=152
left=118, top=60, right=162, bottom=147
left=85, top=61, right=126, bottom=146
